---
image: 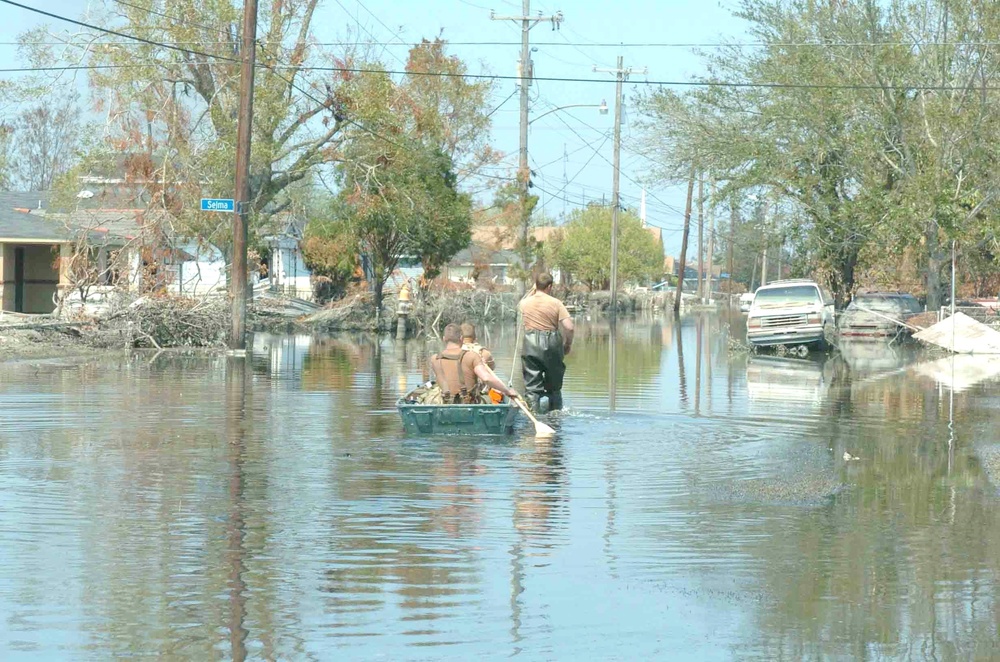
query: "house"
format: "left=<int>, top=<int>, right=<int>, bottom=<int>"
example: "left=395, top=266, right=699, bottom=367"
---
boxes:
left=0, top=192, right=72, bottom=314
left=262, top=212, right=313, bottom=300
left=445, top=244, right=522, bottom=286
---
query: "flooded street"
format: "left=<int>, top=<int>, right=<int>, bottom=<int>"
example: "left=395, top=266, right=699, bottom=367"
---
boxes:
left=3, top=312, right=1000, bottom=658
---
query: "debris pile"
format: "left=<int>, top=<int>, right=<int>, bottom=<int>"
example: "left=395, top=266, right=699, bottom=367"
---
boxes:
left=87, top=295, right=230, bottom=349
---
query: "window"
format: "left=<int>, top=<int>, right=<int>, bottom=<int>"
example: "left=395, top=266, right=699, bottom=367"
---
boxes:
left=754, top=285, right=821, bottom=305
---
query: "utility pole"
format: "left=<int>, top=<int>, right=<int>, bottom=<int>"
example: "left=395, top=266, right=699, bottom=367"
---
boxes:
left=674, top=168, right=695, bottom=313
left=594, top=56, right=646, bottom=318
left=759, top=197, right=770, bottom=288
left=491, top=4, right=563, bottom=290
left=728, top=198, right=736, bottom=296
left=696, top=172, right=704, bottom=303
left=230, top=0, right=258, bottom=351
left=706, top=178, right=716, bottom=304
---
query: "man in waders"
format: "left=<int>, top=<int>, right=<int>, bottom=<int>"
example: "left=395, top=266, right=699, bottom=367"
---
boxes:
left=519, top=273, right=574, bottom=413
left=430, top=324, right=516, bottom=404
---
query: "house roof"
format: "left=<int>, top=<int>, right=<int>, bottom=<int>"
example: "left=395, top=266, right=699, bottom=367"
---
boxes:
left=450, top=244, right=521, bottom=266
left=470, top=224, right=564, bottom=251
left=0, top=192, right=68, bottom=242
left=0, top=208, right=70, bottom=242
left=261, top=211, right=307, bottom=240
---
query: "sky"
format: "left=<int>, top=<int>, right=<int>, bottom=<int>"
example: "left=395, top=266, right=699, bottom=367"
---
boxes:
left=0, top=0, right=749, bottom=254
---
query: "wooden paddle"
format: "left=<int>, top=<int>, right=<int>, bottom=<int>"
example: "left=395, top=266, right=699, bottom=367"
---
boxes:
left=511, top=394, right=556, bottom=439
left=482, top=363, right=555, bottom=439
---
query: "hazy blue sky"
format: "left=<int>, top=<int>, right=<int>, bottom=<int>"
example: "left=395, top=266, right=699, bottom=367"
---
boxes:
left=0, top=0, right=749, bottom=253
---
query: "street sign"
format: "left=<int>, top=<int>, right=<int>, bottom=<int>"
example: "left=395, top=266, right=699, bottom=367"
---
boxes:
left=201, top=198, right=235, bottom=212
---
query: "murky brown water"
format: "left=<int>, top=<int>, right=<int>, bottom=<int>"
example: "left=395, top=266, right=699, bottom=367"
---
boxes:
left=2, top=311, right=1000, bottom=658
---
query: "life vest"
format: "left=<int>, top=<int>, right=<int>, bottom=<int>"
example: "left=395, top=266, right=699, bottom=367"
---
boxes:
left=430, top=350, right=471, bottom=404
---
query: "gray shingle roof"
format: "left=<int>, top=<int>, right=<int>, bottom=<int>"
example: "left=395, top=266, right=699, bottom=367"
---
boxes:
left=0, top=209, right=70, bottom=242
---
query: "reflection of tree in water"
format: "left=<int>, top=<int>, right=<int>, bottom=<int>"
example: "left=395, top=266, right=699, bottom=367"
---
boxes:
left=734, top=367, right=1000, bottom=658
left=8, top=355, right=300, bottom=658
left=512, top=440, right=568, bottom=544
left=570, top=319, right=664, bottom=394
left=321, top=443, right=486, bottom=622
left=509, top=438, right=569, bottom=646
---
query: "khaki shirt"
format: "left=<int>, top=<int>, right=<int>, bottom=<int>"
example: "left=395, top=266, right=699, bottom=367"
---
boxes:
left=429, top=349, right=484, bottom=396
left=462, top=342, right=495, bottom=370
left=519, top=291, right=571, bottom=332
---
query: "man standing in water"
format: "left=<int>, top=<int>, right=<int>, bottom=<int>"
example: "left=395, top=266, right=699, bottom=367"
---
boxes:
left=519, top=273, right=574, bottom=413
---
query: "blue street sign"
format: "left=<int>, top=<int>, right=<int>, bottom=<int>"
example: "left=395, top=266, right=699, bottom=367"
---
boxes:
left=201, top=198, right=235, bottom=212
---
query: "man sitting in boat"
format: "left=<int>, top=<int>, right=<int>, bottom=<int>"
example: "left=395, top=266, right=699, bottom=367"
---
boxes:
left=460, top=322, right=495, bottom=370
left=430, top=323, right=516, bottom=404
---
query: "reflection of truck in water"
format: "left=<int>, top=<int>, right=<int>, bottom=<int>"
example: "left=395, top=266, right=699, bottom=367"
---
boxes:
left=746, top=355, right=829, bottom=408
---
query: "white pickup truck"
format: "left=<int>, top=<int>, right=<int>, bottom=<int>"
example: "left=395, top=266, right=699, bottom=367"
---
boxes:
left=746, top=279, right=836, bottom=354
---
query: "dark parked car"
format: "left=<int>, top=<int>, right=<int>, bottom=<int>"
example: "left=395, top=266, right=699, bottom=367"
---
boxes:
left=839, top=292, right=922, bottom=338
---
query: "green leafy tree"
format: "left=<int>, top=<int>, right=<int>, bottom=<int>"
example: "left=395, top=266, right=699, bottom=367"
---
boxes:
left=551, top=205, right=662, bottom=290
left=339, top=142, right=471, bottom=314
left=638, top=0, right=1000, bottom=307
left=308, top=40, right=493, bottom=311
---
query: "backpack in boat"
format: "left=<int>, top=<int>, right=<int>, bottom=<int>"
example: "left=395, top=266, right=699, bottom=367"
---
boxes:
left=407, top=383, right=445, bottom=405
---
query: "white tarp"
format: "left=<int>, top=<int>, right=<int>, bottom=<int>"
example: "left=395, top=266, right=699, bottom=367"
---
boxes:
left=913, top=312, right=1000, bottom=354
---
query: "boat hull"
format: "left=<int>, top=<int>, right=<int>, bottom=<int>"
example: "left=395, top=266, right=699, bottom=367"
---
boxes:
left=397, top=399, right=519, bottom=435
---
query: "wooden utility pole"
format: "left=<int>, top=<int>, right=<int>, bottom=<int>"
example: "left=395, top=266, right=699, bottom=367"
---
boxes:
left=706, top=178, right=716, bottom=303
left=609, top=56, right=625, bottom=317
left=490, top=4, right=563, bottom=291
left=674, top=168, right=695, bottom=313
left=728, top=197, right=736, bottom=295
left=230, top=0, right=258, bottom=351
left=759, top=198, right=770, bottom=288
left=594, top=56, right=646, bottom=319
left=696, top=172, right=704, bottom=302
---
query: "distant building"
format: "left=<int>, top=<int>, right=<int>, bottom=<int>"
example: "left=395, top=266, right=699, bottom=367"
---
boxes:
left=261, top=212, right=313, bottom=300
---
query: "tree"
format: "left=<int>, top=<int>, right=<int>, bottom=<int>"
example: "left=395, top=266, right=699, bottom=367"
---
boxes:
left=23, top=1, right=349, bottom=257
left=13, top=95, right=80, bottom=190
left=637, top=0, right=1000, bottom=309
left=339, top=140, right=471, bottom=314
left=550, top=205, right=662, bottom=290
left=0, top=123, right=13, bottom=190
left=307, top=40, right=493, bottom=311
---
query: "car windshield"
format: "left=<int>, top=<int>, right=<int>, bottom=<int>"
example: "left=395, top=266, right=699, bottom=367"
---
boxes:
left=753, top=285, right=819, bottom=306
left=849, top=296, right=905, bottom=313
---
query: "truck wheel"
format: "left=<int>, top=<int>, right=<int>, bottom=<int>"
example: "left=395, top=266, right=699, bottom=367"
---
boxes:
left=796, top=344, right=810, bottom=358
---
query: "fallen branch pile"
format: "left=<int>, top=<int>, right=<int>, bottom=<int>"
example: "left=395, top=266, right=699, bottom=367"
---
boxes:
left=85, top=295, right=230, bottom=349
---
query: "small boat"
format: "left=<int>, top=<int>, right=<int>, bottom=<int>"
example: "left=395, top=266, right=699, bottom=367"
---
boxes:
left=397, top=392, right=519, bottom=435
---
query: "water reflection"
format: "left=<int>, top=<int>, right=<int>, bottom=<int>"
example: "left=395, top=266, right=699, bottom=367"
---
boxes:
left=2, top=317, right=1000, bottom=657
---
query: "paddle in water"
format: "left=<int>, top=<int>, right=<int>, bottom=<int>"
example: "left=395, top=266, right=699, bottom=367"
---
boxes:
left=482, top=363, right=555, bottom=439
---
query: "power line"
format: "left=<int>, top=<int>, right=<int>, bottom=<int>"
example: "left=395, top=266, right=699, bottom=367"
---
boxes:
left=332, top=0, right=406, bottom=66
left=0, top=0, right=239, bottom=63
left=111, top=0, right=230, bottom=36
left=6, top=59, right=994, bottom=92
left=541, top=105, right=687, bottom=217
left=1, top=3, right=996, bottom=95
left=13, top=39, right=1000, bottom=49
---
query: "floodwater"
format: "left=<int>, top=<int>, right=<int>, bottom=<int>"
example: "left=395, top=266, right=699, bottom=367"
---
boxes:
left=2, top=312, right=1000, bottom=659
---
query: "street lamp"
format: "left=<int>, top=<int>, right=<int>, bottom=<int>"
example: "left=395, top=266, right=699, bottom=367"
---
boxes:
left=528, top=100, right=608, bottom=125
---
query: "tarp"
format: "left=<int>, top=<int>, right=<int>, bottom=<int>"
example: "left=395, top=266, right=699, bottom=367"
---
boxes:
left=913, top=312, right=1000, bottom=354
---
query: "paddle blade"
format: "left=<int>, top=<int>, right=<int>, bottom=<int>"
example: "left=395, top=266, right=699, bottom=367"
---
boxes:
left=534, top=421, right=556, bottom=438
